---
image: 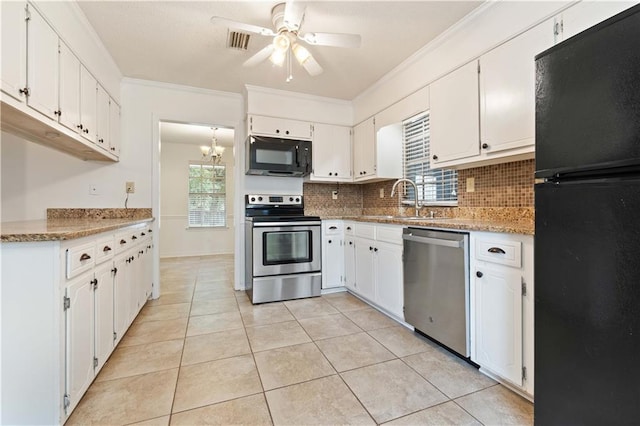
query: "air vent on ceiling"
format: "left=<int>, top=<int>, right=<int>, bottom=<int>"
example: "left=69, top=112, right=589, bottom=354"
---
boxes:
left=227, top=31, right=250, bottom=50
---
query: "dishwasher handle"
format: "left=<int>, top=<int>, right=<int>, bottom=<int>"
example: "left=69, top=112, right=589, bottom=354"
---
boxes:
left=403, top=233, right=463, bottom=249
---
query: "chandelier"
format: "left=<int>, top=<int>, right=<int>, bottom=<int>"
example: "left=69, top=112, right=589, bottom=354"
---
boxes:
left=200, top=127, right=225, bottom=164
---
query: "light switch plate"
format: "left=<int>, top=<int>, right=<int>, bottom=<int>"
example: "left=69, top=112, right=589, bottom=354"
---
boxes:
left=89, top=184, right=99, bottom=195
left=332, top=190, right=338, bottom=200
left=379, top=188, right=384, bottom=198
left=466, top=177, right=475, bottom=193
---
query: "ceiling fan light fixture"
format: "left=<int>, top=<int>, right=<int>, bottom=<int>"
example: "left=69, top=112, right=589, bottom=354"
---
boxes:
left=269, top=49, right=286, bottom=66
left=292, top=43, right=311, bottom=64
left=272, top=33, right=290, bottom=52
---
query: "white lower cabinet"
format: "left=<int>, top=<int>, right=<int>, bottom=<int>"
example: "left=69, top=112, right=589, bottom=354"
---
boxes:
left=352, top=223, right=404, bottom=320
left=0, top=221, right=154, bottom=424
left=322, top=221, right=344, bottom=289
left=471, top=232, right=534, bottom=397
left=64, top=271, right=96, bottom=414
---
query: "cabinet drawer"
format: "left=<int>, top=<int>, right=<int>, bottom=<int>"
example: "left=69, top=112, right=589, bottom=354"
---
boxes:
left=355, top=223, right=375, bottom=239
left=66, top=241, right=96, bottom=279
left=323, top=221, right=343, bottom=235
left=344, top=222, right=355, bottom=236
left=376, top=225, right=402, bottom=245
left=95, top=236, right=115, bottom=264
left=475, top=238, right=522, bottom=268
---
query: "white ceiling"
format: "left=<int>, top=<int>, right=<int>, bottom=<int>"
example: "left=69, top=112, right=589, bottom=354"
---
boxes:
left=78, top=1, right=482, bottom=100
left=160, top=121, right=235, bottom=147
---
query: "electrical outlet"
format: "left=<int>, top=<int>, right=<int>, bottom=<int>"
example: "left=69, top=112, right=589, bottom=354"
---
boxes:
left=332, top=190, right=338, bottom=200
left=89, top=184, right=99, bottom=195
left=466, top=177, right=475, bottom=193
left=126, top=181, right=135, bottom=194
left=379, top=188, right=384, bottom=198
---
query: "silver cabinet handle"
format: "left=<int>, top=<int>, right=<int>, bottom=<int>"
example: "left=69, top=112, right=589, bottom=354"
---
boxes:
left=80, top=253, right=91, bottom=261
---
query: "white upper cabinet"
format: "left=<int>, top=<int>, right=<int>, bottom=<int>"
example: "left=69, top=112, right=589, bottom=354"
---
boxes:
left=353, top=117, right=402, bottom=182
left=109, top=100, right=121, bottom=156
left=480, top=19, right=555, bottom=156
left=309, top=123, right=352, bottom=182
left=58, top=41, right=81, bottom=132
left=430, top=60, right=481, bottom=167
left=353, top=117, right=376, bottom=180
left=248, top=114, right=313, bottom=140
left=96, top=84, right=110, bottom=151
left=1, top=2, right=27, bottom=101
left=79, top=65, right=97, bottom=143
left=26, top=5, right=59, bottom=120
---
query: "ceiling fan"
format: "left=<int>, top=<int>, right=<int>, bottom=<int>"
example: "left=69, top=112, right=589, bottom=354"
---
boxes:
left=210, top=1, right=361, bottom=80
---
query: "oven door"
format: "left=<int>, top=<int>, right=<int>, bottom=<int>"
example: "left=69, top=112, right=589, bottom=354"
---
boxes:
left=252, top=222, right=321, bottom=277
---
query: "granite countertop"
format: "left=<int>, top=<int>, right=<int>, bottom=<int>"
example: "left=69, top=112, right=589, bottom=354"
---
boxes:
left=322, top=215, right=534, bottom=235
left=1, top=217, right=155, bottom=242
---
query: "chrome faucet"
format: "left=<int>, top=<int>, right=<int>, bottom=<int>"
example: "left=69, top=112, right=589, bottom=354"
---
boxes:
left=390, top=178, right=421, bottom=217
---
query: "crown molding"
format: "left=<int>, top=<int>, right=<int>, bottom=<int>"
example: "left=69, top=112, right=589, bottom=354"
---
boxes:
left=245, top=84, right=352, bottom=107
left=123, top=78, right=243, bottom=100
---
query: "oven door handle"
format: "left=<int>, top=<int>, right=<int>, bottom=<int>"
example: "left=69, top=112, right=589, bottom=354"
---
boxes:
left=252, top=221, right=321, bottom=227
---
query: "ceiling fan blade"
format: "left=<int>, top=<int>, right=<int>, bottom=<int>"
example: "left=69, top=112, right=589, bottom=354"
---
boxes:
left=210, top=16, right=275, bottom=36
left=283, top=0, right=305, bottom=32
left=300, top=32, right=361, bottom=49
left=301, top=54, right=323, bottom=76
left=243, top=44, right=275, bottom=67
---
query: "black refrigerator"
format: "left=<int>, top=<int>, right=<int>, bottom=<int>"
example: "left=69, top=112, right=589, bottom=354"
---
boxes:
left=534, top=4, right=640, bottom=425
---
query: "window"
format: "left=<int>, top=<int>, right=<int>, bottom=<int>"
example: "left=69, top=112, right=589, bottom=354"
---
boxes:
left=403, top=111, right=457, bottom=205
left=188, top=162, right=226, bottom=227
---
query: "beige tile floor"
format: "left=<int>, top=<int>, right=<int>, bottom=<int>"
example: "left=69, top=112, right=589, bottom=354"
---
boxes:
left=67, top=255, right=533, bottom=425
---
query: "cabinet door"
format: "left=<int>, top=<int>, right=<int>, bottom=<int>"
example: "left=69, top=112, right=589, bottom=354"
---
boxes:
left=79, top=65, right=97, bottom=142
left=322, top=236, right=344, bottom=289
left=430, top=60, right=480, bottom=165
left=26, top=5, right=58, bottom=120
left=475, top=263, right=523, bottom=386
left=96, top=84, right=110, bottom=151
left=58, top=41, right=80, bottom=131
left=113, top=254, right=129, bottom=344
left=1, top=1, right=27, bottom=101
left=312, top=123, right=352, bottom=181
left=109, top=99, right=121, bottom=156
left=480, top=21, right=554, bottom=154
left=94, top=263, right=114, bottom=372
left=354, top=237, right=375, bottom=301
left=65, top=272, right=95, bottom=414
left=560, top=1, right=638, bottom=41
left=344, top=237, right=356, bottom=291
left=353, top=118, right=376, bottom=180
left=374, top=242, right=404, bottom=319
left=249, top=115, right=312, bottom=140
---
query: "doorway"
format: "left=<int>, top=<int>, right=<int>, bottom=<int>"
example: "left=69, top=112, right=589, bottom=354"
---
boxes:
left=158, top=121, right=235, bottom=260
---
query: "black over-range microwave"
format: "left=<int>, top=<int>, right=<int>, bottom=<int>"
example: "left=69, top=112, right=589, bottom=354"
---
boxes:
left=246, top=135, right=312, bottom=177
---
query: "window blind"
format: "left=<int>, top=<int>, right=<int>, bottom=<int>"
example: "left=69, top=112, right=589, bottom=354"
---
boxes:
left=403, top=112, right=458, bottom=204
left=188, top=162, right=226, bottom=227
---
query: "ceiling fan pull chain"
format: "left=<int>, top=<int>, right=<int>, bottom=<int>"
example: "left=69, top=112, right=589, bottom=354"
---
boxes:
left=286, top=47, right=293, bottom=83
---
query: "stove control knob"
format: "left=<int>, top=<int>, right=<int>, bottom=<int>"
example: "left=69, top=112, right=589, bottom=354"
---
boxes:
left=250, top=197, right=255, bottom=202
left=258, top=196, right=263, bottom=202
left=295, top=197, right=300, bottom=202
left=289, top=197, right=294, bottom=202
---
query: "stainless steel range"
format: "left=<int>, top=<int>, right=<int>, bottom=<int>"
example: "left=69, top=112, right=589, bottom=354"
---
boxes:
left=244, top=194, right=321, bottom=304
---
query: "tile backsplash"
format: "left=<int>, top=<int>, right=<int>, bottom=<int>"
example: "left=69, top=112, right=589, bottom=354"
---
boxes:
left=304, top=159, right=534, bottom=218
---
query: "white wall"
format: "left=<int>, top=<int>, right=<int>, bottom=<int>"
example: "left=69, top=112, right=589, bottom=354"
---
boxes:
left=121, top=79, right=243, bottom=294
left=159, top=141, right=235, bottom=258
left=1, top=130, right=145, bottom=221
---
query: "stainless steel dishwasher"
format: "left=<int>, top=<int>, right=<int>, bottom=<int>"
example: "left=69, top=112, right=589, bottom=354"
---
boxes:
left=403, top=227, right=470, bottom=357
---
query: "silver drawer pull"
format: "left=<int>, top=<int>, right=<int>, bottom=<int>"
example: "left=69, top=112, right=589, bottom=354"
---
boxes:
left=80, top=253, right=91, bottom=261
left=103, top=246, right=112, bottom=252
left=488, top=247, right=506, bottom=254
left=329, top=226, right=337, bottom=230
